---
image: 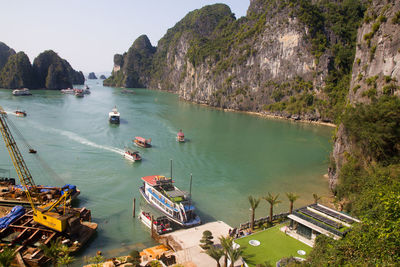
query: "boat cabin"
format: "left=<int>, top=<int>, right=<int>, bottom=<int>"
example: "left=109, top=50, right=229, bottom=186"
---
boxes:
left=109, top=106, right=120, bottom=124
left=134, top=136, right=152, bottom=148
left=124, top=148, right=141, bottom=161
left=15, top=110, right=27, bottom=117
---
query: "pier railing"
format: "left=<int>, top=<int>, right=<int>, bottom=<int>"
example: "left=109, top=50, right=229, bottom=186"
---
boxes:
left=239, top=212, right=289, bottom=230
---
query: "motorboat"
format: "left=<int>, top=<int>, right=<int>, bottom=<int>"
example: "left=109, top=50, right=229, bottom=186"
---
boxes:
left=109, top=106, right=120, bottom=124
left=61, top=88, right=75, bottom=94
left=124, top=148, right=141, bottom=162
left=139, top=175, right=201, bottom=227
left=134, top=136, right=152, bottom=148
left=176, top=130, right=185, bottom=142
left=15, top=110, right=27, bottom=117
left=139, top=210, right=173, bottom=235
left=74, top=89, right=84, bottom=97
left=12, top=88, right=31, bottom=96
left=83, top=85, right=90, bottom=94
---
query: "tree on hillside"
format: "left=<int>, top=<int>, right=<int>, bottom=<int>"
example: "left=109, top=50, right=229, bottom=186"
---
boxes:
left=248, top=195, right=260, bottom=230
left=263, top=193, right=281, bottom=223
left=285, top=192, right=299, bottom=213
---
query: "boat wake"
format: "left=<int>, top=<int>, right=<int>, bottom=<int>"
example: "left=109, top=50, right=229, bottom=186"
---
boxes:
left=34, top=124, right=125, bottom=156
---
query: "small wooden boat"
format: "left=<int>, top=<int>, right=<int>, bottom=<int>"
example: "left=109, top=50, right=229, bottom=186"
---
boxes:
left=124, top=148, right=141, bottom=162
left=133, top=136, right=152, bottom=148
left=176, top=130, right=185, bottom=142
left=29, top=148, right=37, bottom=154
left=15, top=110, right=27, bottom=117
left=139, top=210, right=173, bottom=235
left=74, top=89, right=84, bottom=97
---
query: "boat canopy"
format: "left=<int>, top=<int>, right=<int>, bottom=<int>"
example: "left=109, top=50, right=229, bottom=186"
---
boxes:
left=177, top=131, right=184, bottom=137
left=142, top=175, right=173, bottom=186
left=125, top=148, right=139, bottom=154
left=135, top=136, right=148, bottom=143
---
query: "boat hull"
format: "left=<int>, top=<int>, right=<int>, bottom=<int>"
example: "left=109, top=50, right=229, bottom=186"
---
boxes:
left=139, top=186, right=201, bottom=228
left=124, top=153, right=141, bottom=162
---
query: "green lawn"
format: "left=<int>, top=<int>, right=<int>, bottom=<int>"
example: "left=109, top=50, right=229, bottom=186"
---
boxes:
left=234, top=224, right=312, bottom=266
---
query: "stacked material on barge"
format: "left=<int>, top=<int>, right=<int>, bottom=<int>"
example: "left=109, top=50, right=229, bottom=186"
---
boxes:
left=0, top=207, right=97, bottom=266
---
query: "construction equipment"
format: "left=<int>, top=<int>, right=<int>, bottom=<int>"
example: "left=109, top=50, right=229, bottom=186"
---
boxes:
left=0, top=106, right=78, bottom=232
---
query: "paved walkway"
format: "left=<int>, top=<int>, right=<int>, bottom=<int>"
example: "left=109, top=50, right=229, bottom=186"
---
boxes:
left=164, top=221, right=232, bottom=267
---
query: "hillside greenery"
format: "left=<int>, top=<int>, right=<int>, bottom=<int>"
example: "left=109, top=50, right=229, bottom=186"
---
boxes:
left=264, top=0, right=366, bottom=122
left=307, top=96, right=400, bottom=265
left=0, top=52, right=34, bottom=89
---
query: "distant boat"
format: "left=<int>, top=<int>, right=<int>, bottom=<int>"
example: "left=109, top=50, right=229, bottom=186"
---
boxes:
left=61, top=88, right=75, bottom=94
left=82, top=85, right=90, bottom=94
left=12, top=88, right=31, bottom=96
left=133, top=136, right=152, bottom=148
left=15, top=110, right=27, bottom=117
left=124, top=148, right=141, bottom=162
left=109, top=106, right=120, bottom=124
left=176, top=129, right=185, bottom=142
left=74, top=89, right=84, bottom=97
left=139, top=210, right=173, bottom=235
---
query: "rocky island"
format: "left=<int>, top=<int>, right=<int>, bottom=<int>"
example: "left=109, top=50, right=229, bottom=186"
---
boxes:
left=88, top=72, right=97, bottom=79
left=0, top=42, right=84, bottom=89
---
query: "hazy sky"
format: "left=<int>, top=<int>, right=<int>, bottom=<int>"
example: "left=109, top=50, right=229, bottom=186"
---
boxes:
left=0, top=0, right=249, bottom=73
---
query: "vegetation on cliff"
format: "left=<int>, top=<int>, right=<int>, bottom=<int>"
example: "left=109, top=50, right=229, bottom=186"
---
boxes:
left=104, top=35, right=155, bottom=88
left=308, top=96, right=400, bottom=265
left=0, top=42, right=84, bottom=89
left=32, top=50, right=84, bottom=89
left=0, top=52, right=34, bottom=89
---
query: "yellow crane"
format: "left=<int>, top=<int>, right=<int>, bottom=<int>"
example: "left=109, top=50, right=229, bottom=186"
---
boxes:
left=0, top=106, right=78, bottom=232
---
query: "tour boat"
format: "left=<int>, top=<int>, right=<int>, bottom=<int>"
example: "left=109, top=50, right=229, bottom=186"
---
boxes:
left=134, top=136, right=152, bottom=148
left=124, top=148, right=141, bottom=162
left=176, top=130, right=185, bottom=142
left=109, top=106, right=120, bottom=124
left=139, top=175, right=201, bottom=227
left=74, top=89, right=84, bottom=97
left=139, top=210, right=173, bottom=235
left=61, top=88, right=75, bottom=94
left=15, top=110, right=27, bottom=117
left=12, top=88, right=31, bottom=96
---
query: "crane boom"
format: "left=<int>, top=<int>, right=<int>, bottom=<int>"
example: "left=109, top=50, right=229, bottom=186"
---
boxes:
left=0, top=106, right=78, bottom=232
left=0, top=107, right=36, bottom=211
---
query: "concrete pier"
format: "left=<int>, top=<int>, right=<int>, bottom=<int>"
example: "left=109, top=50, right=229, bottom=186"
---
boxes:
left=163, top=221, right=231, bottom=267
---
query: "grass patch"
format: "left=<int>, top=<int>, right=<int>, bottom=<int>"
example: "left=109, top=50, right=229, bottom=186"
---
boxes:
left=235, top=224, right=312, bottom=266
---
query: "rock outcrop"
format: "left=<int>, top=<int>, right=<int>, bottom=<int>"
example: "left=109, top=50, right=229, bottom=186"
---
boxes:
left=0, top=42, right=16, bottom=71
left=105, top=1, right=364, bottom=122
left=88, top=72, right=97, bottom=79
left=99, top=74, right=106, bottom=79
left=104, top=35, right=155, bottom=88
left=0, top=52, right=34, bottom=89
left=0, top=42, right=84, bottom=90
left=329, top=0, right=400, bottom=189
left=32, top=50, right=82, bottom=89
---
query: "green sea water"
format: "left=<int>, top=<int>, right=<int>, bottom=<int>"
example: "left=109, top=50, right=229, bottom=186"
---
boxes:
left=0, top=81, right=332, bottom=262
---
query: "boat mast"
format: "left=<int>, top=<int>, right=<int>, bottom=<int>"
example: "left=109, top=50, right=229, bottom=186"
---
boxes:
left=189, top=173, right=193, bottom=207
left=170, top=159, right=173, bottom=179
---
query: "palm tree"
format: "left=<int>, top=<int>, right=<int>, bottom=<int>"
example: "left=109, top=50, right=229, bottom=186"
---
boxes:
left=0, top=246, right=16, bottom=267
left=263, top=193, right=281, bottom=223
left=227, top=246, right=243, bottom=267
left=285, top=192, right=299, bottom=214
left=248, top=196, right=260, bottom=230
left=313, top=193, right=321, bottom=204
left=39, top=237, right=73, bottom=267
left=219, top=235, right=233, bottom=267
left=204, top=246, right=224, bottom=267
